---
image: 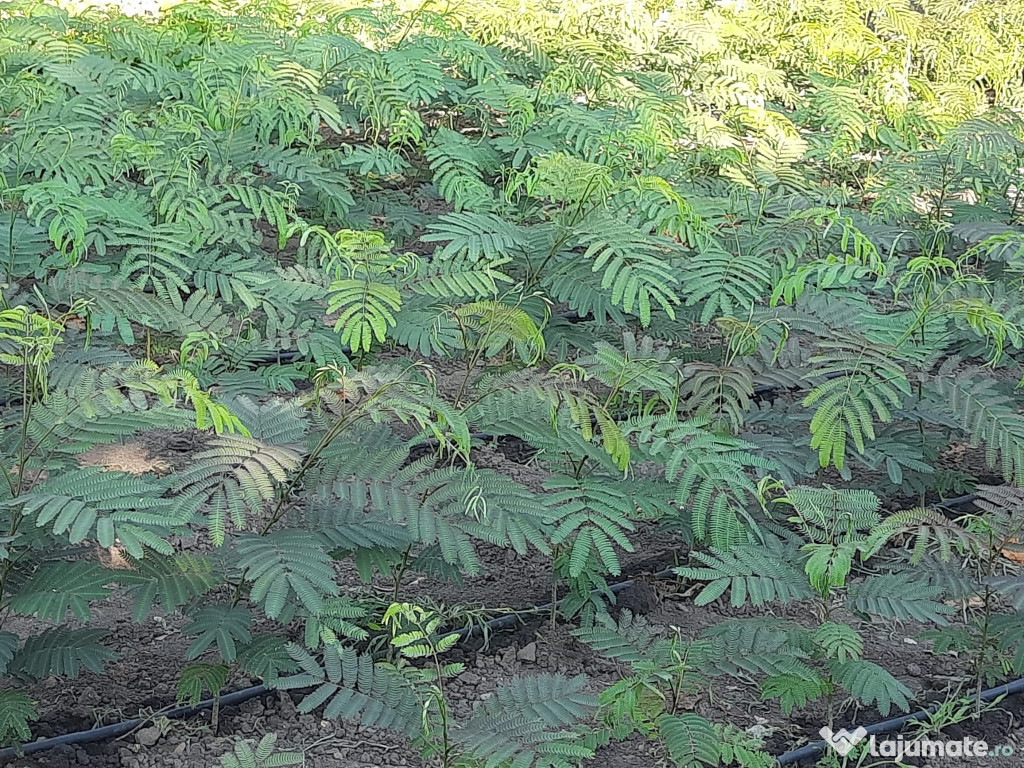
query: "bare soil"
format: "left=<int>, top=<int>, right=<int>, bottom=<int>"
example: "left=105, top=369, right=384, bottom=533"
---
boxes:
left=12, top=579, right=1024, bottom=767
left=8, top=427, right=1024, bottom=767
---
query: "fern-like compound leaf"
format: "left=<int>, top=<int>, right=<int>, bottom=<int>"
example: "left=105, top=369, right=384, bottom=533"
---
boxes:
left=176, top=662, right=230, bottom=706
left=9, top=561, right=112, bottom=622
left=12, top=627, right=115, bottom=679
left=117, top=553, right=220, bottom=622
left=236, top=635, right=299, bottom=684
left=846, top=574, right=953, bottom=624
left=183, top=604, right=253, bottom=663
left=235, top=531, right=339, bottom=620
left=455, top=674, right=598, bottom=768
left=760, top=672, right=830, bottom=714
left=275, top=643, right=421, bottom=735
left=830, top=658, right=913, bottom=716
left=170, top=435, right=301, bottom=545
left=676, top=542, right=811, bottom=607
left=812, top=622, right=863, bottom=663
left=0, top=690, right=37, bottom=747
left=10, top=467, right=175, bottom=556
left=216, top=733, right=303, bottom=768
left=659, top=712, right=721, bottom=768
left=545, top=475, right=638, bottom=578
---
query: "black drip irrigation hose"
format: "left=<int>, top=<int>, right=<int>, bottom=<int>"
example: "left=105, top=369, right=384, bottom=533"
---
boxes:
left=776, top=677, right=1024, bottom=765
left=0, top=394, right=1006, bottom=761
left=0, top=686, right=270, bottom=760
left=6, top=551, right=1022, bottom=763
left=936, top=490, right=980, bottom=509
left=0, top=569, right=678, bottom=761
left=442, top=566, right=680, bottom=639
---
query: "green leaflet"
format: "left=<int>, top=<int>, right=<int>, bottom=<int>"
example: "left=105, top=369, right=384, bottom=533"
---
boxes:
left=0, top=690, right=37, bottom=747
left=2, top=0, right=1024, bottom=758
left=235, top=531, right=339, bottom=620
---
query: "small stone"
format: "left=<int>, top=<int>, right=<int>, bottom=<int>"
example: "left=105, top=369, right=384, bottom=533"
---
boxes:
left=276, top=695, right=293, bottom=715
left=904, top=677, right=925, bottom=696
left=135, top=726, right=162, bottom=747
left=517, top=642, right=537, bottom=663
left=906, top=662, right=922, bottom=676
left=460, top=671, right=482, bottom=685
left=43, top=747, right=71, bottom=768
left=239, top=699, right=264, bottom=716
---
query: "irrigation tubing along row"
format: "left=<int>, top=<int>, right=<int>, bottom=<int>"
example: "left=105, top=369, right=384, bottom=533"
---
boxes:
left=0, top=686, right=272, bottom=760
left=0, top=404, right=1002, bottom=761
left=775, top=677, right=1024, bottom=764
left=0, top=570, right=674, bottom=759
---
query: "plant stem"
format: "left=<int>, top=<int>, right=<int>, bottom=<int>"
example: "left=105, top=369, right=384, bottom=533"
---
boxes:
left=975, top=583, right=992, bottom=720
left=428, top=646, right=451, bottom=768
left=392, top=546, right=412, bottom=604
left=550, top=545, right=559, bottom=631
